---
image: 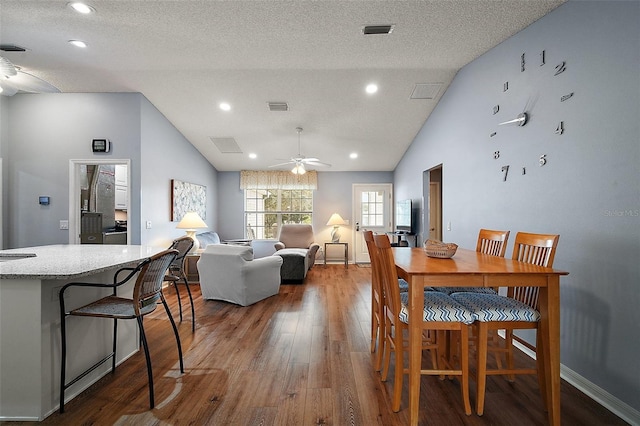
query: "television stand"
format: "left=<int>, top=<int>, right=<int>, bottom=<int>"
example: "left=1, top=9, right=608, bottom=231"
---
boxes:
left=387, top=231, right=417, bottom=247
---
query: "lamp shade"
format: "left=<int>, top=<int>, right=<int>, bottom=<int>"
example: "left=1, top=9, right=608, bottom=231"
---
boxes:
left=177, top=212, right=207, bottom=253
left=326, top=213, right=346, bottom=226
left=326, top=213, right=346, bottom=243
left=176, top=212, right=207, bottom=230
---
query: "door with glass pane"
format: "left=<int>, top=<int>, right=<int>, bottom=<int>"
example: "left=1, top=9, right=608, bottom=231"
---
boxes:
left=352, top=184, right=393, bottom=263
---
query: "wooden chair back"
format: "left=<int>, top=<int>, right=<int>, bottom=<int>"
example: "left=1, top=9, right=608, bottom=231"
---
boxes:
left=373, top=234, right=401, bottom=317
left=508, top=232, right=560, bottom=310
left=476, top=228, right=510, bottom=257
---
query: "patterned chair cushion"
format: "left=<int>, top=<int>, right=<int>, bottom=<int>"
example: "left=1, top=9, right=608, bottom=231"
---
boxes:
left=399, top=291, right=477, bottom=325
left=433, top=286, right=497, bottom=295
left=450, top=292, right=540, bottom=322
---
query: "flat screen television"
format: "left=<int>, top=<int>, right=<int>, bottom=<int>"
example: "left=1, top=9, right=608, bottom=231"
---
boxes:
left=395, top=199, right=413, bottom=234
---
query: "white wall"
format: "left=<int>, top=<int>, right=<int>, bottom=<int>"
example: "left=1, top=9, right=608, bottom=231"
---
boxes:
left=394, top=0, right=640, bottom=415
left=216, top=170, right=393, bottom=256
left=139, top=97, right=218, bottom=248
left=2, top=93, right=218, bottom=249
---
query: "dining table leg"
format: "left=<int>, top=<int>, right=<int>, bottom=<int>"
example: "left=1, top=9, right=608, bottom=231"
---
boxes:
left=408, top=274, right=424, bottom=426
left=537, top=275, right=561, bottom=426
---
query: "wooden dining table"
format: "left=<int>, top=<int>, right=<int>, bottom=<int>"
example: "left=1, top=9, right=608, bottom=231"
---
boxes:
left=392, top=247, right=569, bottom=425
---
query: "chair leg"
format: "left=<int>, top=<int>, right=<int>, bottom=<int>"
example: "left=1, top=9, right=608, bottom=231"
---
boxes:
left=476, top=322, right=489, bottom=416
left=181, top=272, right=196, bottom=332
left=59, top=311, right=67, bottom=413
left=370, top=294, right=377, bottom=354
left=459, top=326, right=472, bottom=416
left=505, top=329, right=516, bottom=382
left=112, top=318, right=118, bottom=372
left=137, top=316, right=155, bottom=409
left=162, top=297, right=185, bottom=373
left=374, top=314, right=384, bottom=372
left=173, top=280, right=184, bottom=322
left=381, top=323, right=392, bottom=382
left=391, top=326, right=404, bottom=412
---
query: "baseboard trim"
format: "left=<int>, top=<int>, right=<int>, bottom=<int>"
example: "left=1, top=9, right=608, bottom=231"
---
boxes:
left=500, top=331, right=639, bottom=425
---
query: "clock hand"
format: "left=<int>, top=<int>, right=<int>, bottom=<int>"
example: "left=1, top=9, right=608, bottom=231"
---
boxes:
left=498, top=112, right=528, bottom=126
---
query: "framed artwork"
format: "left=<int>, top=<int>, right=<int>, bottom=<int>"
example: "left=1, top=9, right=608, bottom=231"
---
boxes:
left=171, top=179, right=206, bottom=221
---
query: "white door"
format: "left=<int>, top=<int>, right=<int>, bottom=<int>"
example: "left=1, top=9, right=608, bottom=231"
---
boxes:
left=352, top=183, right=393, bottom=263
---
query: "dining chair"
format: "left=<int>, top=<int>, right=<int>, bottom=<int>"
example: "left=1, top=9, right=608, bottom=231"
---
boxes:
left=165, top=235, right=196, bottom=331
left=433, top=228, right=510, bottom=295
left=59, top=249, right=185, bottom=413
left=363, top=230, right=385, bottom=371
left=364, top=231, right=433, bottom=372
left=373, top=234, right=475, bottom=414
left=450, top=232, right=560, bottom=415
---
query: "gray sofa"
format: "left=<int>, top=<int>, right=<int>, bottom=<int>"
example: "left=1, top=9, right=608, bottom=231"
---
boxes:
left=274, top=224, right=319, bottom=283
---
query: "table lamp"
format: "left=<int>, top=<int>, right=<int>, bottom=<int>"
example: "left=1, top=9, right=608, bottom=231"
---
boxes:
left=176, top=211, right=207, bottom=252
left=326, top=213, right=347, bottom=243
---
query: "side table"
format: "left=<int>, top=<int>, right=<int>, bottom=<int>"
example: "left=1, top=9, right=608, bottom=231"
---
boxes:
left=184, top=251, right=202, bottom=282
left=324, top=242, right=348, bottom=268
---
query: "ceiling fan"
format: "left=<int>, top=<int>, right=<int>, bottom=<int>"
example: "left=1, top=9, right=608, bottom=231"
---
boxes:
left=269, top=127, right=331, bottom=175
left=0, top=56, right=60, bottom=96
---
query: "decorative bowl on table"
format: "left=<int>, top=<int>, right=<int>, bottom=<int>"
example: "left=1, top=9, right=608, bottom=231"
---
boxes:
left=423, top=239, right=458, bottom=258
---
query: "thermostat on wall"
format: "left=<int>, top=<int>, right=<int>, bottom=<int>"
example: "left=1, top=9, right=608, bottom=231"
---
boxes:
left=92, top=139, right=111, bottom=153
left=39, top=196, right=50, bottom=205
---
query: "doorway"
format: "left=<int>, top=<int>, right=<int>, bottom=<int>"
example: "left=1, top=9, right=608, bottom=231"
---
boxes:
left=352, top=183, right=393, bottom=263
left=423, top=165, right=442, bottom=241
left=69, top=159, right=131, bottom=245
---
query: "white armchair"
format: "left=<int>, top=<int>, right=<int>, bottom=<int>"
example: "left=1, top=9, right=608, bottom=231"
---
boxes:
left=197, top=244, right=283, bottom=306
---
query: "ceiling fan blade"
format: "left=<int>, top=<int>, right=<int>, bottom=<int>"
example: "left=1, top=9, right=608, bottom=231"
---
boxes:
left=7, top=71, right=60, bottom=94
left=0, top=80, right=19, bottom=96
left=268, top=161, right=295, bottom=168
left=0, top=56, right=18, bottom=77
left=304, top=160, right=332, bottom=167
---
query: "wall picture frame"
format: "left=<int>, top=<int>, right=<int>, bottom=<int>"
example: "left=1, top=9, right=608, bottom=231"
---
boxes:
left=171, top=179, right=206, bottom=222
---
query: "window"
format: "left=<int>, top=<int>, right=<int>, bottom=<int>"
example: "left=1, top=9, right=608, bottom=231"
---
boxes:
left=361, top=191, right=384, bottom=226
left=245, top=189, right=313, bottom=239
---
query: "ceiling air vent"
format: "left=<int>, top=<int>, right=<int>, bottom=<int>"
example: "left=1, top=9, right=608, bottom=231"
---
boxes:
left=267, top=102, right=289, bottom=112
left=362, top=25, right=394, bottom=35
left=0, top=44, right=27, bottom=52
left=210, top=137, right=243, bottom=154
left=410, top=83, right=443, bottom=100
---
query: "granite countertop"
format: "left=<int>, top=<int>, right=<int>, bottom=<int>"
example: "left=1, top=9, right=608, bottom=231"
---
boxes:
left=0, top=245, right=164, bottom=280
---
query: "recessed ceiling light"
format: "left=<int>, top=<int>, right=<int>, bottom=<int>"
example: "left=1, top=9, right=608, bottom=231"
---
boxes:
left=67, top=2, right=95, bottom=14
left=366, top=83, right=378, bottom=94
left=350, top=153, right=358, bottom=159
left=219, top=102, right=231, bottom=111
left=68, top=40, right=88, bottom=48
left=249, top=153, right=257, bottom=159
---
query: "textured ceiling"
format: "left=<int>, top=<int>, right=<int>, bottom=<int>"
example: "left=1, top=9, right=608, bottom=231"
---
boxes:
left=0, top=0, right=565, bottom=171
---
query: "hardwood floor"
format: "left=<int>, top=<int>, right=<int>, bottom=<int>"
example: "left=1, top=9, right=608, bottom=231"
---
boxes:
left=10, top=265, right=627, bottom=425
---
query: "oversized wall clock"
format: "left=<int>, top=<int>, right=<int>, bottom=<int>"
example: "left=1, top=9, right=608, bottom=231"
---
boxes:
left=489, top=49, right=574, bottom=181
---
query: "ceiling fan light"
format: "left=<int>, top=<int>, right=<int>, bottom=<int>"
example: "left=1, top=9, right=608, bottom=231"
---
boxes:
left=292, top=164, right=306, bottom=175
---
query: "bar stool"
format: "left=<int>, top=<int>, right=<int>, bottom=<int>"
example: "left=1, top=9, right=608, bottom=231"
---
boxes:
left=166, top=236, right=196, bottom=331
left=59, top=249, right=184, bottom=413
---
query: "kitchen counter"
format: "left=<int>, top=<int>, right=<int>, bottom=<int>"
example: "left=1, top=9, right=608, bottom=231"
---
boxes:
left=0, top=244, right=159, bottom=279
left=0, top=244, right=163, bottom=421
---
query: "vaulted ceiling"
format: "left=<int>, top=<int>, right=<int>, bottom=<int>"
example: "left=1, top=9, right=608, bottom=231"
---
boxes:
left=0, top=0, right=565, bottom=171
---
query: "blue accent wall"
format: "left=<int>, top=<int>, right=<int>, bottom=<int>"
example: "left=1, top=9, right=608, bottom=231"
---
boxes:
left=394, top=1, right=640, bottom=414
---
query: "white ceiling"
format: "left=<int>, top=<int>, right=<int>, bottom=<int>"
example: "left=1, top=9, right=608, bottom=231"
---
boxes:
left=0, top=0, right=565, bottom=172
